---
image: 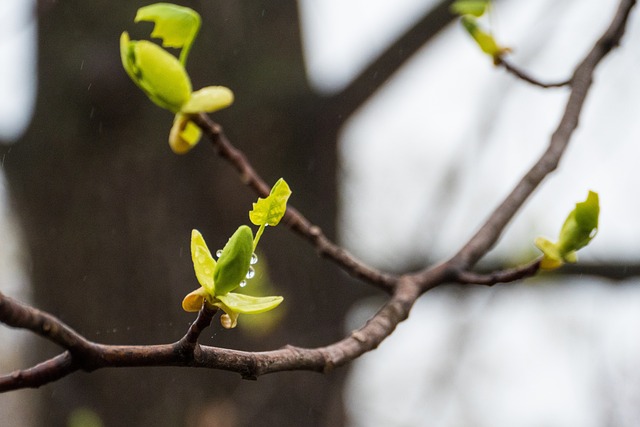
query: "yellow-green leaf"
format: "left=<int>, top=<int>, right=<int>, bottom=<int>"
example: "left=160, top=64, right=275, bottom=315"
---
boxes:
left=216, top=292, right=284, bottom=314
left=461, top=16, right=505, bottom=59
left=191, top=229, right=216, bottom=294
left=135, top=3, right=201, bottom=65
left=120, top=33, right=192, bottom=112
left=249, top=178, right=292, bottom=227
left=558, top=191, right=599, bottom=253
left=451, top=0, right=490, bottom=17
left=535, top=191, right=600, bottom=270
left=213, top=226, right=254, bottom=295
left=534, top=237, right=563, bottom=270
left=181, top=86, right=234, bottom=114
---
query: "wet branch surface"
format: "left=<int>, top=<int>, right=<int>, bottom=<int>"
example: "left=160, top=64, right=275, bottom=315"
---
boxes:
left=0, top=0, right=636, bottom=392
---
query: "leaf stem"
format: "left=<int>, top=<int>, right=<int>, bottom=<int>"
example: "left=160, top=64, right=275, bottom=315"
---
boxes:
left=253, top=224, right=266, bottom=250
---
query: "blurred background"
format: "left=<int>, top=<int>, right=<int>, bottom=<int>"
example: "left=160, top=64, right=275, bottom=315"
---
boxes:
left=2, top=0, right=640, bottom=426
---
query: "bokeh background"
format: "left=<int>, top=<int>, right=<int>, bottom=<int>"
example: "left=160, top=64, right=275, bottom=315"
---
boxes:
left=2, top=0, right=640, bottom=426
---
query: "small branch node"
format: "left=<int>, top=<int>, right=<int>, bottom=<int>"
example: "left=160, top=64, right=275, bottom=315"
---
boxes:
left=308, top=225, right=322, bottom=238
left=350, top=330, right=368, bottom=344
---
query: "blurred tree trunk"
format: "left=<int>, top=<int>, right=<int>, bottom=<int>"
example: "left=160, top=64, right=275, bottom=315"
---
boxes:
left=3, top=1, right=367, bottom=425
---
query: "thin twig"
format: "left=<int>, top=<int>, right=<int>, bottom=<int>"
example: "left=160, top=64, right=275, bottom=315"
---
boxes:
left=496, top=57, right=572, bottom=88
left=177, top=304, right=217, bottom=351
left=0, top=353, right=77, bottom=392
left=0, top=292, right=93, bottom=356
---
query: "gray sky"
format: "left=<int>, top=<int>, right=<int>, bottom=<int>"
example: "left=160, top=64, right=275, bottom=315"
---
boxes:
left=0, top=0, right=36, bottom=143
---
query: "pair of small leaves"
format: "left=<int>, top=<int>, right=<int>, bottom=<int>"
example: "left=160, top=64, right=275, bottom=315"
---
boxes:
left=535, top=191, right=600, bottom=270
left=185, top=227, right=284, bottom=328
left=120, top=3, right=233, bottom=153
left=183, top=179, right=291, bottom=328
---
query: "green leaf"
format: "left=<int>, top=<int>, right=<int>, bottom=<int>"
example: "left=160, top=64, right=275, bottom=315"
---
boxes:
left=558, top=191, right=599, bottom=253
left=190, top=229, right=216, bottom=294
left=249, top=178, right=292, bottom=227
left=213, top=226, right=254, bottom=295
left=461, top=16, right=505, bottom=59
left=120, top=32, right=138, bottom=83
left=451, top=0, right=490, bottom=17
left=120, top=32, right=192, bottom=112
left=181, top=86, right=234, bottom=113
left=535, top=191, right=600, bottom=270
left=135, top=3, right=201, bottom=65
left=216, top=293, right=284, bottom=315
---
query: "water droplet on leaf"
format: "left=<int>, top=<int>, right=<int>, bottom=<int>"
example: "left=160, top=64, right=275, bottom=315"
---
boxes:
left=246, top=267, right=255, bottom=279
left=216, top=249, right=223, bottom=258
left=250, top=253, right=258, bottom=264
left=239, top=280, right=247, bottom=287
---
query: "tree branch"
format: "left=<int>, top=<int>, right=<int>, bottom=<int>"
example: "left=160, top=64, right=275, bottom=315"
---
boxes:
left=0, top=353, right=78, bottom=392
left=0, top=0, right=635, bottom=395
left=445, top=0, right=636, bottom=271
left=328, top=0, right=457, bottom=120
left=0, top=277, right=425, bottom=390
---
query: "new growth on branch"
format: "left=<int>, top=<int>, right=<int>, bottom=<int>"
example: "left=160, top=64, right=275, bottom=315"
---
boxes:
left=0, top=0, right=635, bottom=393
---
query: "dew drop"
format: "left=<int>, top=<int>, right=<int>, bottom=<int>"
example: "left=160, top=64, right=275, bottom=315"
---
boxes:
left=246, top=267, right=255, bottom=279
left=216, top=249, right=223, bottom=258
left=250, top=253, right=258, bottom=265
left=239, top=280, right=247, bottom=288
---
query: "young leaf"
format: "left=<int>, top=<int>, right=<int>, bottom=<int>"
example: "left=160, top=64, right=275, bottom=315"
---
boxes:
left=181, top=86, right=234, bottom=113
left=120, top=33, right=192, bottom=112
left=461, top=16, right=507, bottom=61
left=135, top=3, right=201, bottom=65
left=451, top=0, right=490, bottom=17
left=534, top=237, right=564, bottom=270
left=213, top=226, right=254, bottom=295
left=216, top=293, right=284, bottom=315
left=558, top=190, right=599, bottom=253
left=191, top=229, right=216, bottom=294
left=249, top=178, right=292, bottom=227
left=535, top=191, right=600, bottom=270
